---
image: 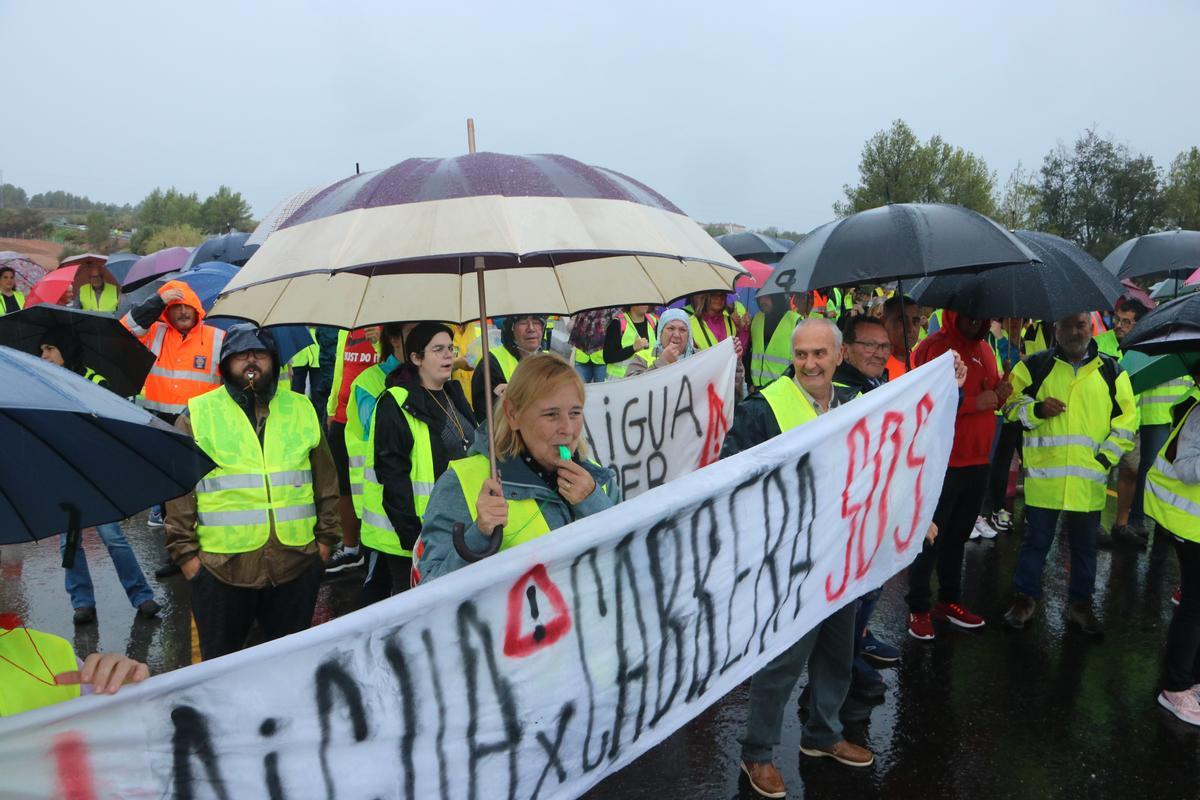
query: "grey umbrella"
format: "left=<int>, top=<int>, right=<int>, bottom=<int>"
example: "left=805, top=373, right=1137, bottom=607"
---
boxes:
left=714, top=231, right=793, bottom=263
left=1150, top=278, right=1200, bottom=301
left=1123, top=293, right=1200, bottom=355
left=758, top=203, right=1039, bottom=298
left=908, top=231, right=1123, bottom=320
left=1103, top=230, right=1200, bottom=281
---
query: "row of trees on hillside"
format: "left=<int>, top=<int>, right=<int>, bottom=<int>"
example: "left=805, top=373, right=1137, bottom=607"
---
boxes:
left=836, top=119, right=1200, bottom=258
left=0, top=182, right=254, bottom=256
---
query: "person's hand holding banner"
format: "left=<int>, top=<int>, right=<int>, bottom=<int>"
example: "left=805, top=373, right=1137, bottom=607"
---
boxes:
left=55, top=653, right=149, bottom=695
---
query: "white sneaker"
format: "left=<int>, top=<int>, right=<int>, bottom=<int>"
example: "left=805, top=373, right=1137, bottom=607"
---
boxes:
left=1159, top=689, right=1200, bottom=726
left=973, top=516, right=998, bottom=540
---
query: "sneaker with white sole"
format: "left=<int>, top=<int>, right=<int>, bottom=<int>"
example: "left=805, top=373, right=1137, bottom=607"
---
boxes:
left=1159, top=689, right=1200, bottom=726
left=323, top=546, right=365, bottom=575
left=972, top=516, right=998, bottom=540
left=990, top=509, right=1013, bottom=531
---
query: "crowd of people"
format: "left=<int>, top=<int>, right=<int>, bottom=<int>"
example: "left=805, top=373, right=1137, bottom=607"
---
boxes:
left=4, top=274, right=1200, bottom=800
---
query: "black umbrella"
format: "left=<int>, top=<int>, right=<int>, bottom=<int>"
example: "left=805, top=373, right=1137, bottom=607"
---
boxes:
left=715, top=231, right=793, bottom=263
left=908, top=231, right=1123, bottom=321
left=1103, top=230, right=1200, bottom=281
left=183, top=232, right=258, bottom=269
left=758, top=203, right=1039, bottom=297
left=1122, top=293, right=1200, bottom=355
left=0, top=305, right=155, bottom=398
left=0, top=346, right=213, bottom=560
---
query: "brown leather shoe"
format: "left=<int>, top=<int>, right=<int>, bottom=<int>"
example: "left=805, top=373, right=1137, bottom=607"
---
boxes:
left=740, top=760, right=786, bottom=798
left=799, top=739, right=875, bottom=767
left=1066, top=600, right=1104, bottom=636
left=1003, top=592, right=1037, bottom=629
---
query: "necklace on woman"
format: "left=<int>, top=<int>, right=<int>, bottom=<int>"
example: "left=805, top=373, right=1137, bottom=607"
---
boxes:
left=425, top=386, right=469, bottom=449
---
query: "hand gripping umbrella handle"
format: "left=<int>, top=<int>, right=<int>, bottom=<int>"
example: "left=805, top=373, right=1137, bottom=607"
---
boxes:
left=452, top=522, right=504, bottom=563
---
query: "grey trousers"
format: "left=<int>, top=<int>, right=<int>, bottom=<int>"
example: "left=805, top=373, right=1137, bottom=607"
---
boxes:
left=740, top=601, right=857, bottom=762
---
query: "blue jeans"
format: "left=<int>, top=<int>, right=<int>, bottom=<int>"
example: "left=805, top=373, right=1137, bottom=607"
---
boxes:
left=1012, top=507, right=1100, bottom=603
left=60, top=521, right=155, bottom=610
left=1131, top=423, right=1171, bottom=528
left=574, top=361, right=607, bottom=384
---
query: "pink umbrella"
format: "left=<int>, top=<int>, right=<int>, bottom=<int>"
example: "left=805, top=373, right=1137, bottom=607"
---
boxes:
left=1120, top=278, right=1156, bottom=309
left=1185, top=267, right=1200, bottom=286
left=122, top=247, right=192, bottom=291
left=735, top=259, right=775, bottom=289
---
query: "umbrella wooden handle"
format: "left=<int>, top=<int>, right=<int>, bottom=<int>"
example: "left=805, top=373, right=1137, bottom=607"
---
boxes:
left=452, top=521, right=503, bottom=563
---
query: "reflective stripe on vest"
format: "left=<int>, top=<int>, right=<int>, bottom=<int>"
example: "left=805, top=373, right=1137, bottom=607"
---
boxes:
left=79, top=282, right=119, bottom=312
left=360, top=387, right=436, bottom=557
left=608, top=313, right=658, bottom=379
left=450, top=454, right=551, bottom=551
left=142, top=325, right=224, bottom=412
left=344, top=364, right=389, bottom=516
left=0, top=628, right=80, bottom=717
left=189, top=387, right=320, bottom=553
left=1145, top=392, right=1200, bottom=540
left=750, top=310, right=799, bottom=389
left=760, top=375, right=818, bottom=433
left=1140, top=377, right=1195, bottom=426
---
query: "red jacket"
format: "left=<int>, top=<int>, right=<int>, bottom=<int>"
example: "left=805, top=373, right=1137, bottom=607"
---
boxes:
left=912, top=310, right=999, bottom=467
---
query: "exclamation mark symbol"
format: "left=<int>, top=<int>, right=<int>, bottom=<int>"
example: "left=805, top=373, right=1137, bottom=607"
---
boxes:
left=527, top=584, right=546, bottom=642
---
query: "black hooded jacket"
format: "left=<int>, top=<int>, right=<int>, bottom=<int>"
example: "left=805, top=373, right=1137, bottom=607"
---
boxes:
left=374, top=367, right=476, bottom=551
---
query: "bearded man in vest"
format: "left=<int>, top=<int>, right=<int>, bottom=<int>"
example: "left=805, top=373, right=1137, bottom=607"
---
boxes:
left=1001, top=312, right=1138, bottom=635
left=166, top=325, right=342, bottom=660
left=75, top=263, right=119, bottom=314
left=721, top=318, right=875, bottom=796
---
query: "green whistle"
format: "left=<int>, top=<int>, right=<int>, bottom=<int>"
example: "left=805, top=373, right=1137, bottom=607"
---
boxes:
left=558, top=445, right=571, bottom=460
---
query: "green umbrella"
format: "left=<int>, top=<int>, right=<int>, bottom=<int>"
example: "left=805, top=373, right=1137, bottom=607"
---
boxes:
left=1121, top=349, right=1200, bottom=395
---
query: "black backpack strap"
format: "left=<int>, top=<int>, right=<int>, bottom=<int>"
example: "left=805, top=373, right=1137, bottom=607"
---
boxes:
left=1021, top=350, right=1057, bottom=401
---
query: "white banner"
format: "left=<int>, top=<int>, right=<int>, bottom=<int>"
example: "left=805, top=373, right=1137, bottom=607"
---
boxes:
left=0, top=355, right=957, bottom=800
left=583, top=338, right=737, bottom=499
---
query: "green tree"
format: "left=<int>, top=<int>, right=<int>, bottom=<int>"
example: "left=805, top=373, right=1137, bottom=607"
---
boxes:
left=0, top=184, right=28, bottom=208
left=994, top=163, right=1041, bottom=231
left=84, top=211, right=111, bottom=250
left=1165, top=146, right=1200, bottom=230
left=136, top=187, right=203, bottom=229
left=199, top=185, right=253, bottom=233
left=835, top=119, right=996, bottom=217
left=0, top=208, right=49, bottom=237
left=135, top=223, right=204, bottom=254
left=1034, top=129, right=1165, bottom=257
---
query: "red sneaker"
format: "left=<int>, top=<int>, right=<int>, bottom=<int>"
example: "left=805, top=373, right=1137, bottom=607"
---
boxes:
left=1172, top=586, right=1182, bottom=607
left=907, top=612, right=935, bottom=640
left=934, top=602, right=986, bottom=629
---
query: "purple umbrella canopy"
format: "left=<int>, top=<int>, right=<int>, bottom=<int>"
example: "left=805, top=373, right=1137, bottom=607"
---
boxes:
left=214, top=151, right=741, bottom=327
left=122, top=246, right=192, bottom=291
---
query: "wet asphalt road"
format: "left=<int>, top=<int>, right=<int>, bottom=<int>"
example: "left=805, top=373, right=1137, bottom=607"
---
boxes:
left=3, top=499, right=1198, bottom=800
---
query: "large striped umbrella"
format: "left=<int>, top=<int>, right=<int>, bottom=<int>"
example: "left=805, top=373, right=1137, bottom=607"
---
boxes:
left=212, top=152, right=742, bottom=327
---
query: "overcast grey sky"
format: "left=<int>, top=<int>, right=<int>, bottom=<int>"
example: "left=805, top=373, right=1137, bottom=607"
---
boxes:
left=3, top=0, right=1197, bottom=233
